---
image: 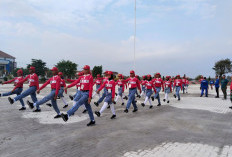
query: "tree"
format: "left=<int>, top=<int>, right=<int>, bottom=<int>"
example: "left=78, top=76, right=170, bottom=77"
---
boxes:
left=92, top=65, right=102, bottom=78
left=56, top=60, right=78, bottom=78
left=213, top=59, right=232, bottom=78
left=27, top=59, right=48, bottom=77
left=195, top=75, right=202, bottom=81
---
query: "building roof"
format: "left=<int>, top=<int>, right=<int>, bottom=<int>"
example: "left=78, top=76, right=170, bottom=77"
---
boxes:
left=0, top=50, right=16, bottom=59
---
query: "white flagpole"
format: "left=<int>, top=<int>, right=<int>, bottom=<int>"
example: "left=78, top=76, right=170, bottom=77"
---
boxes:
left=134, top=0, right=136, bottom=70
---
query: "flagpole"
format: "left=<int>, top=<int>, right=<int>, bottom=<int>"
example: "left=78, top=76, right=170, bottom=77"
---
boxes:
left=134, top=0, right=136, bottom=70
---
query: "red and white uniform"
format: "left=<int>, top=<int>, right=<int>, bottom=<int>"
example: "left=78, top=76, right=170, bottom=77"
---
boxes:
left=152, top=78, right=164, bottom=91
left=182, top=78, right=187, bottom=86
left=125, top=77, right=141, bottom=92
left=39, top=75, right=61, bottom=96
left=186, top=80, right=189, bottom=85
left=145, top=80, right=156, bottom=92
left=67, top=78, right=81, bottom=89
left=115, top=79, right=126, bottom=92
left=98, top=80, right=116, bottom=99
left=18, top=73, right=39, bottom=89
left=4, top=76, right=24, bottom=91
left=141, top=80, right=146, bottom=88
left=68, top=74, right=93, bottom=98
left=174, top=79, right=183, bottom=90
left=94, top=78, right=102, bottom=86
left=164, top=80, right=172, bottom=92
left=60, top=79, right=67, bottom=93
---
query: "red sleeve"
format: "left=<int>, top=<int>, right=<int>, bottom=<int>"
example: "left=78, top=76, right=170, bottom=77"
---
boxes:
left=88, top=76, right=93, bottom=99
left=3, top=78, right=16, bottom=84
left=161, top=80, right=164, bottom=91
left=66, top=79, right=76, bottom=83
left=35, top=75, right=39, bottom=90
left=39, top=78, right=51, bottom=91
left=55, top=77, right=61, bottom=96
left=67, top=78, right=81, bottom=88
left=17, top=75, right=29, bottom=84
left=63, top=81, right=67, bottom=93
left=97, top=81, right=107, bottom=92
left=112, top=81, right=116, bottom=99
left=136, top=79, right=141, bottom=92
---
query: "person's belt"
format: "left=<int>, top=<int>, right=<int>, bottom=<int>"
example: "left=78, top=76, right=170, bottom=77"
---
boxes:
left=129, top=88, right=136, bottom=90
left=81, top=90, right=89, bottom=92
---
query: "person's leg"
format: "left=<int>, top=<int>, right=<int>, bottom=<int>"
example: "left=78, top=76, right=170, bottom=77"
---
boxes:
left=176, top=87, right=181, bottom=100
left=35, top=91, right=55, bottom=109
left=51, top=98, right=61, bottom=115
left=67, top=92, right=87, bottom=116
left=14, top=87, right=36, bottom=102
left=154, top=87, right=161, bottom=99
left=216, top=87, right=219, bottom=97
left=205, top=88, right=208, bottom=97
left=30, top=87, right=38, bottom=103
left=201, top=88, right=204, bottom=96
left=16, top=88, right=25, bottom=107
left=131, top=89, right=137, bottom=110
left=99, top=102, right=109, bottom=114
left=97, top=90, right=106, bottom=104
left=126, top=89, right=133, bottom=110
left=110, top=104, right=116, bottom=115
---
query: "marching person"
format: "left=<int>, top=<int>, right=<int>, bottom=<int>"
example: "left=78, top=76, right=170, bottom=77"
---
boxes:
left=151, top=73, right=164, bottom=106
left=141, top=74, right=156, bottom=109
left=173, top=75, right=182, bottom=101
left=46, top=72, right=68, bottom=108
left=66, top=72, right=83, bottom=100
left=114, top=74, right=126, bottom=106
left=124, top=70, right=141, bottom=113
left=214, top=75, right=220, bottom=98
left=94, top=71, right=109, bottom=107
left=182, top=76, right=187, bottom=94
left=140, top=76, right=147, bottom=99
left=200, top=77, right=209, bottom=97
left=186, top=77, right=189, bottom=93
left=0, top=69, right=25, bottom=110
left=61, top=65, right=95, bottom=127
left=92, top=74, right=102, bottom=99
left=163, top=76, right=172, bottom=103
left=8, top=66, right=39, bottom=106
left=27, top=67, right=62, bottom=118
left=221, top=75, right=229, bottom=100
left=135, top=75, right=141, bottom=98
left=95, top=71, right=116, bottom=119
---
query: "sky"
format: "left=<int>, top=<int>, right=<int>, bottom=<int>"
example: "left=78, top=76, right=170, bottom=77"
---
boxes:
left=0, top=0, right=232, bottom=78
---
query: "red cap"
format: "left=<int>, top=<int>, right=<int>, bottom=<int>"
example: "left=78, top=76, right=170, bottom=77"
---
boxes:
left=118, top=74, right=122, bottom=77
left=142, top=76, right=146, bottom=79
left=29, top=66, right=35, bottom=71
left=130, top=70, right=135, bottom=74
left=147, top=74, right=151, bottom=78
left=78, top=72, right=83, bottom=76
left=16, top=69, right=23, bottom=74
left=166, top=76, right=170, bottom=79
left=51, top=67, right=58, bottom=71
left=156, top=73, right=161, bottom=76
left=58, top=72, right=63, bottom=76
left=83, top=65, right=90, bottom=70
left=107, top=71, right=113, bottom=75
left=177, top=75, right=180, bottom=77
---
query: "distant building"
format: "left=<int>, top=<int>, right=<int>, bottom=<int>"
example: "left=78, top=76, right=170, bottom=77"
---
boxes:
left=0, top=50, right=16, bottom=77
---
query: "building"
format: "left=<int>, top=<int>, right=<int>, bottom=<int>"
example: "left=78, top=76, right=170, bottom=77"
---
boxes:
left=0, top=50, right=16, bottom=77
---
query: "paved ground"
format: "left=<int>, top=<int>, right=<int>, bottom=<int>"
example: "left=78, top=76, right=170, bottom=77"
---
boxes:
left=0, top=84, right=232, bottom=157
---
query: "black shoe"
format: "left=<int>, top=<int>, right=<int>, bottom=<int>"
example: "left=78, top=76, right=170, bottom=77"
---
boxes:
left=123, top=96, right=128, bottom=100
left=132, top=108, right=138, bottom=112
left=167, top=100, right=170, bottom=103
left=173, top=94, right=176, bottom=98
left=149, top=105, right=153, bottom=109
left=151, top=96, right=154, bottom=101
left=121, top=103, right=124, bottom=106
left=61, top=113, right=69, bottom=122
left=111, top=115, right=116, bottom=119
left=163, top=99, right=166, bottom=102
left=124, top=109, right=128, bottom=113
left=137, top=95, right=141, bottom=98
left=46, top=103, right=52, bottom=107
left=27, top=100, right=34, bottom=109
left=87, top=121, right=95, bottom=126
left=8, top=97, right=14, bottom=104
left=215, top=96, right=219, bottom=98
left=115, top=93, right=118, bottom=96
left=229, top=106, right=232, bottom=109
left=141, top=103, right=145, bottom=107
left=82, top=109, right=87, bottom=113
left=33, top=109, right=41, bottom=112
left=19, top=107, right=26, bottom=111
left=157, top=103, right=161, bottom=106
left=94, top=102, right=99, bottom=107
left=178, top=98, right=180, bottom=101
left=107, top=105, right=110, bottom=109
left=95, top=111, right=101, bottom=117
left=0, top=93, right=1, bottom=97
left=135, top=100, right=137, bottom=103
left=206, top=95, right=208, bottom=97
left=200, top=95, right=202, bottom=97
left=57, top=96, right=61, bottom=99
left=63, top=104, right=68, bottom=108
left=69, top=95, right=74, bottom=100
left=54, top=114, right=62, bottom=119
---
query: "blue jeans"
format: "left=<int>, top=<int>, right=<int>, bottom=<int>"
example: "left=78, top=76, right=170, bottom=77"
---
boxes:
left=165, top=87, right=171, bottom=94
left=59, top=87, right=64, bottom=97
left=118, top=87, right=123, bottom=97
left=3, top=87, right=25, bottom=107
left=35, top=89, right=61, bottom=114
left=67, top=91, right=94, bottom=121
left=14, top=86, right=37, bottom=103
left=73, top=89, right=79, bottom=98
left=142, top=86, right=146, bottom=92
left=126, top=88, right=137, bottom=110
left=146, top=89, right=153, bottom=98
left=201, top=88, right=208, bottom=96
left=182, top=84, right=185, bottom=93
left=97, top=88, right=107, bottom=104
left=104, top=91, right=112, bottom=104
left=176, top=86, right=181, bottom=99
left=154, top=87, right=161, bottom=104
left=74, top=90, right=82, bottom=102
left=96, top=84, right=100, bottom=91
